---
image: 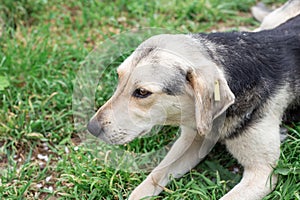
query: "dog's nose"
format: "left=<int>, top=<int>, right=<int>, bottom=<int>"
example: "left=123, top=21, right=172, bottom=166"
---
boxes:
left=87, top=119, right=102, bottom=137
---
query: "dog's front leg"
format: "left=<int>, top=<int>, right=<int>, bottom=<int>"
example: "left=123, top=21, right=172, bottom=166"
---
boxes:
left=220, top=115, right=281, bottom=200
left=128, top=126, right=203, bottom=200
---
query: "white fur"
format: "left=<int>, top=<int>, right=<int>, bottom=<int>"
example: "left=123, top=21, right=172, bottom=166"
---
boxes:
left=255, top=0, right=300, bottom=31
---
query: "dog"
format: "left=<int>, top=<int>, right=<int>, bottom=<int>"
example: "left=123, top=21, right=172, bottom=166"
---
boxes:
left=87, top=1, right=300, bottom=199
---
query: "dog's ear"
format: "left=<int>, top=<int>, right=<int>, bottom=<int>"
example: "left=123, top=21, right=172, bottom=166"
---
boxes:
left=186, top=69, right=235, bottom=135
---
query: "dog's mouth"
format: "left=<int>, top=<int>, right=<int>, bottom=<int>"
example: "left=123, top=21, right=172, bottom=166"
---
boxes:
left=118, top=129, right=150, bottom=145
left=98, top=129, right=151, bottom=145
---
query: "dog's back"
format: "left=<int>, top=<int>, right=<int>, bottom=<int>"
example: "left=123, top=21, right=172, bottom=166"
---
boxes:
left=192, top=14, right=300, bottom=137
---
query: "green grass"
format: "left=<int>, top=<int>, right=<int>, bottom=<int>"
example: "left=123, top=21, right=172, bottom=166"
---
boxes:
left=0, top=0, right=299, bottom=199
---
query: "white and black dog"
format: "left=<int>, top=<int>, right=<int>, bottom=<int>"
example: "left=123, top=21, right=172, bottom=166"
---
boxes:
left=88, top=1, right=300, bottom=199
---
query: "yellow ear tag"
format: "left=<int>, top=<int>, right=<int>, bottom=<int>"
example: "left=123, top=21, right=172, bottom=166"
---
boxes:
left=214, top=80, right=221, bottom=101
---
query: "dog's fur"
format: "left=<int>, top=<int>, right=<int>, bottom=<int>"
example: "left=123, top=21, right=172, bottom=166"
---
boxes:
left=87, top=1, right=300, bottom=199
left=254, top=0, right=300, bottom=31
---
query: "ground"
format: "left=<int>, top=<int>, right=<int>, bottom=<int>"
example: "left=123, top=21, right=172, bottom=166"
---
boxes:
left=0, top=0, right=299, bottom=199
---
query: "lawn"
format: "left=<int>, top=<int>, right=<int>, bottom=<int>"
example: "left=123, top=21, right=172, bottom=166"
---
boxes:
left=0, top=0, right=299, bottom=199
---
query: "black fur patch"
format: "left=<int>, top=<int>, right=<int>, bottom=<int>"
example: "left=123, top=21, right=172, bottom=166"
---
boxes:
left=192, top=14, right=300, bottom=138
left=162, top=64, right=186, bottom=95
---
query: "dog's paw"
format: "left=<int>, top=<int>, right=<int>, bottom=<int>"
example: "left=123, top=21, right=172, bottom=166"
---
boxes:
left=128, top=178, right=163, bottom=200
left=128, top=188, right=153, bottom=200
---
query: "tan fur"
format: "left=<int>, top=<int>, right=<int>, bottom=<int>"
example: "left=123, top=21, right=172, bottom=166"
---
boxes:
left=187, top=68, right=235, bottom=135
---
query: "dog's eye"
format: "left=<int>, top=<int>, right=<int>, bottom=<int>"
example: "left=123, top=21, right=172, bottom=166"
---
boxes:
left=133, top=88, right=152, bottom=98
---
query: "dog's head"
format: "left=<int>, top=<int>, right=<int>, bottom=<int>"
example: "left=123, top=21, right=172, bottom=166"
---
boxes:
left=87, top=34, right=235, bottom=144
